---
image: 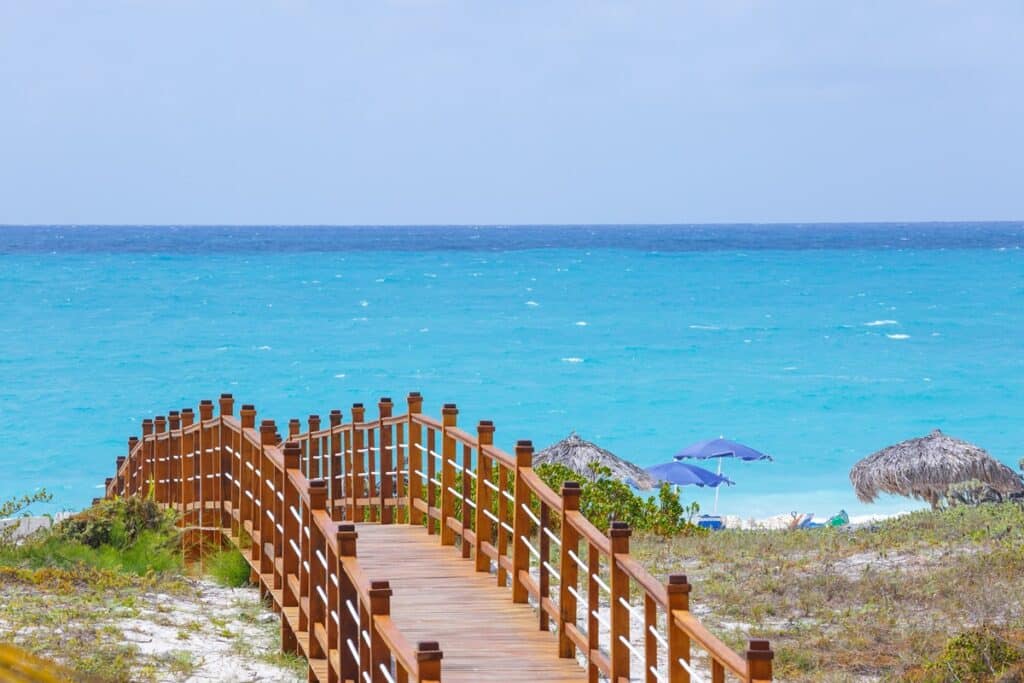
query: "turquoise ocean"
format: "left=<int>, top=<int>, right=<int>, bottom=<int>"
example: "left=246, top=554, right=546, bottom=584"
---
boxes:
left=2, top=225, right=1022, bottom=520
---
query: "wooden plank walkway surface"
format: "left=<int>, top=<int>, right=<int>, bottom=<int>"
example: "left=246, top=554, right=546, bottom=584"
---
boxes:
left=354, top=524, right=586, bottom=683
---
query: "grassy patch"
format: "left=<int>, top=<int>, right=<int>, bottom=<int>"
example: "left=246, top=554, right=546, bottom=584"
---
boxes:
left=630, top=502, right=1024, bottom=681
left=207, top=547, right=253, bottom=587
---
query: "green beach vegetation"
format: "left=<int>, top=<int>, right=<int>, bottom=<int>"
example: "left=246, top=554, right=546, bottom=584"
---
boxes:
left=0, top=493, right=303, bottom=682
left=630, top=501, right=1024, bottom=682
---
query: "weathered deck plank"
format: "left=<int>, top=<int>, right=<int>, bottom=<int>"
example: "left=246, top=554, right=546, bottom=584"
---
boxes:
left=354, top=524, right=586, bottom=683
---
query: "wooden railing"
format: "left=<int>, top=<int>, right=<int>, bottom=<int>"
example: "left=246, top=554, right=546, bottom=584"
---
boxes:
left=106, top=392, right=773, bottom=683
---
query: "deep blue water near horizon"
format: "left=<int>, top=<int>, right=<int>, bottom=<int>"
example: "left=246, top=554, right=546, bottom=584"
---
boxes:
left=2, top=224, right=1022, bottom=520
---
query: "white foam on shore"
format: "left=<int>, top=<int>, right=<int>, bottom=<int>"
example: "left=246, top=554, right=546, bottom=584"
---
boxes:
left=865, top=320, right=899, bottom=326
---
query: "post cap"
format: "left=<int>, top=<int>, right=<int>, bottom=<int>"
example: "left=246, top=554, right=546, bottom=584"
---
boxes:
left=310, top=478, right=326, bottom=488
left=747, top=639, right=774, bottom=661
left=200, top=399, right=213, bottom=405
left=380, top=397, right=392, bottom=404
left=220, top=393, right=233, bottom=399
left=442, top=403, right=457, bottom=412
left=338, top=523, right=356, bottom=533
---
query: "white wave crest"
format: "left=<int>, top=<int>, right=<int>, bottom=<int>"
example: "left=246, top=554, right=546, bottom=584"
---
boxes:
left=561, top=357, right=584, bottom=363
left=886, top=334, right=910, bottom=340
left=865, top=320, right=898, bottom=327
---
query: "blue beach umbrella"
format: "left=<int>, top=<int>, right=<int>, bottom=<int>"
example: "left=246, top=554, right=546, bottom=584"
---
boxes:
left=644, top=461, right=735, bottom=488
left=674, top=437, right=773, bottom=514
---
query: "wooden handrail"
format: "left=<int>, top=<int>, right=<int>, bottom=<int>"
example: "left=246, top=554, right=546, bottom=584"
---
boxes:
left=107, top=392, right=772, bottom=683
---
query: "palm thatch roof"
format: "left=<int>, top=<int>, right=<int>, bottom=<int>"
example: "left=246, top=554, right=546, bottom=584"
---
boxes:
left=850, top=429, right=1024, bottom=508
left=534, top=432, right=656, bottom=490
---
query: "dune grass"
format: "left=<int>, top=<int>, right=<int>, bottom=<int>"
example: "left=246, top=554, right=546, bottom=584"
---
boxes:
left=206, top=546, right=253, bottom=588
left=630, top=502, right=1024, bottom=681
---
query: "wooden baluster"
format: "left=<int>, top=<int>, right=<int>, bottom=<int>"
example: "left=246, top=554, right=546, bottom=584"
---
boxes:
left=747, top=639, right=774, bottom=683
left=281, top=441, right=300, bottom=655
left=104, top=477, right=113, bottom=499
left=474, top=421, right=495, bottom=572
left=559, top=481, right=581, bottom=658
left=666, top=574, right=692, bottom=683
left=307, top=479, right=328, bottom=661
left=440, top=404, right=458, bottom=546
left=511, top=440, right=533, bottom=603
left=609, top=520, right=632, bottom=681
left=167, top=411, right=180, bottom=509
left=461, top=443, right=472, bottom=559
left=337, top=524, right=359, bottom=682
left=587, top=540, right=600, bottom=683
left=218, top=393, right=235, bottom=531
left=154, top=416, right=167, bottom=503
left=407, top=393, right=424, bottom=526
left=426, top=428, right=437, bottom=535
left=350, top=403, right=365, bottom=522
left=329, top=409, right=343, bottom=521
left=299, top=483, right=317, bottom=639
left=497, top=460, right=511, bottom=588
left=539, top=500, right=550, bottom=630
left=368, top=580, right=393, bottom=683
left=366, top=428, right=377, bottom=523
left=712, top=661, right=724, bottom=683
left=644, top=593, right=657, bottom=683
left=259, top=419, right=277, bottom=590
left=378, top=398, right=394, bottom=524
left=395, top=421, right=406, bottom=523
left=415, top=642, right=443, bottom=683
left=276, top=442, right=298, bottom=596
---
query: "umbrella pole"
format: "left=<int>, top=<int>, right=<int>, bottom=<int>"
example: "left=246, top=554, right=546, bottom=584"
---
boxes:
left=713, top=459, right=722, bottom=515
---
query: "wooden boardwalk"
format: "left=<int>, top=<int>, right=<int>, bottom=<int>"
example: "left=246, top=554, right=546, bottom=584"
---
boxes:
left=105, top=393, right=774, bottom=683
left=355, top=524, right=585, bottom=682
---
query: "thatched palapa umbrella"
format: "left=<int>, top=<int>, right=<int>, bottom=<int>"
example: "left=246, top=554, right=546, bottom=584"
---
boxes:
left=534, top=432, right=656, bottom=490
left=850, top=429, right=1024, bottom=509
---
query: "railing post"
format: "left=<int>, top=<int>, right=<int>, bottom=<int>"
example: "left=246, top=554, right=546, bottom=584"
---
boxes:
left=378, top=398, right=394, bottom=524
left=308, top=414, right=322, bottom=481
left=198, top=400, right=214, bottom=534
left=258, top=419, right=277, bottom=585
left=153, top=415, right=167, bottom=503
left=368, top=580, right=393, bottom=683
left=440, top=404, right=458, bottom=546
left=329, top=409, right=343, bottom=521
left=415, top=641, right=443, bottom=683
left=511, top=439, right=533, bottom=604
left=747, top=639, right=774, bottom=683
left=168, top=411, right=181, bottom=511
left=474, top=421, right=495, bottom=572
left=238, top=404, right=257, bottom=539
left=337, top=523, right=359, bottom=682
left=116, top=454, right=127, bottom=496
left=219, top=394, right=235, bottom=531
left=280, top=441, right=301, bottom=655
left=558, top=481, right=581, bottom=658
left=181, top=408, right=195, bottom=523
left=307, top=479, right=328, bottom=660
left=407, top=393, right=424, bottom=526
left=609, top=520, right=632, bottom=681
left=140, top=419, right=153, bottom=495
left=350, top=404, right=365, bottom=522
left=666, top=574, right=692, bottom=683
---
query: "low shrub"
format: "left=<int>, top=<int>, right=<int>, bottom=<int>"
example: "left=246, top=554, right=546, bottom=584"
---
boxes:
left=207, top=547, right=253, bottom=587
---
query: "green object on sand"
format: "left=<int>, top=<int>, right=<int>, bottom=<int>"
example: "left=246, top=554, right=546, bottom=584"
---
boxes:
left=827, top=510, right=849, bottom=527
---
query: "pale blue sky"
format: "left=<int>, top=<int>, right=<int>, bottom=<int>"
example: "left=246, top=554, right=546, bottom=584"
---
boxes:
left=1, top=1, right=1022, bottom=225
